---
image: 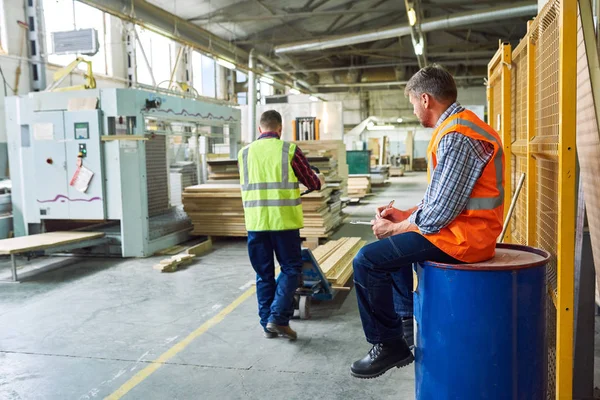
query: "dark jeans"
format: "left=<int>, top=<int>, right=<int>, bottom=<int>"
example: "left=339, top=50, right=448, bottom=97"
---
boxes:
left=392, top=264, right=414, bottom=318
left=353, top=231, right=461, bottom=344
left=247, top=229, right=302, bottom=329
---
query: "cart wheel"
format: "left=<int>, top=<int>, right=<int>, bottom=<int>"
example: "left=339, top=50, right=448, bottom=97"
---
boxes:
left=298, top=296, right=311, bottom=320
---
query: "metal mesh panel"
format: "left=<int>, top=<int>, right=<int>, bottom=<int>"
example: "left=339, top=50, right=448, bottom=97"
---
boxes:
left=531, top=2, right=561, bottom=398
left=145, top=135, right=170, bottom=217
left=511, top=47, right=528, bottom=245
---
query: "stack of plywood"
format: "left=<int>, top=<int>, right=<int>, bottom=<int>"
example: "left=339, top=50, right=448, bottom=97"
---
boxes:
left=312, top=237, right=365, bottom=286
left=182, top=184, right=246, bottom=236
left=299, top=188, right=344, bottom=238
left=207, top=159, right=240, bottom=181
left=348, top=175, right=371, bottom=199
left=293, top=140, right=348, bottom=196
left=182, top=183, right=343, bottom=240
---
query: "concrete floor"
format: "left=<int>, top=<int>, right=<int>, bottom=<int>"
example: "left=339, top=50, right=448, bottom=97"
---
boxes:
left=1, top=172, right=598, bottom=399
left=0, top=174, right=427, bottom=400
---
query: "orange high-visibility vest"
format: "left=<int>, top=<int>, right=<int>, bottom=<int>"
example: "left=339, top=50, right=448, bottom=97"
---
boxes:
left=422, top=109, right=505, bottom=263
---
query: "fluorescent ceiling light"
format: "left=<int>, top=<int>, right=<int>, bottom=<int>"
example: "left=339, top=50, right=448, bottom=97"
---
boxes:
left=216, top=58, right=235, bottom=70
left=260, top=76, right=274, bottom=84
left=309, top=95, right=319, bottom=101
left=407, top=8, right=417, bottom=26
left=290, top=88, right=301, bottom=95
left=413, top=38, right=424, bottom=56
left=367, top=124, right=395, bottom=131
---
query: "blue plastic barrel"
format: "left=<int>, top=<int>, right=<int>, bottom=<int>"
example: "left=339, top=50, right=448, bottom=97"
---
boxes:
left=414, top=243, right=550, bottom=400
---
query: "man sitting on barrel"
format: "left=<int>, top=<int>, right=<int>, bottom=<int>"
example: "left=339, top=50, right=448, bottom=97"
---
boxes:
left=350, top=64, right=505, bottom=379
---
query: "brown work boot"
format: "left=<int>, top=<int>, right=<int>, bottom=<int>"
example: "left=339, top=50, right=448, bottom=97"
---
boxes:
left=266, top=322, right=297, bottom=340
left=263, top=329, right=278, bottom=339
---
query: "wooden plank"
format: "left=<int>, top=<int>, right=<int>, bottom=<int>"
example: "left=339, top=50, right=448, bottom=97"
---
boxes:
left=186, top=239, right=213, bottom=256
left=154, top=245, right=186, bottom=256
left=0, top=231, right=105, bottom=255
left=320, top=238, right=361, bottom=275
left=153, top=254, right=196, bottom=273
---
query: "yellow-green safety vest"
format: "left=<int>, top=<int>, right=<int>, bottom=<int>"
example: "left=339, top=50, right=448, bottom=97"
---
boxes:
left=238, top=138, right=304, bottom=231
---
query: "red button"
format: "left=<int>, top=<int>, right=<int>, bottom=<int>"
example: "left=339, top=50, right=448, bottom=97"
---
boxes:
left=46, top=158, right=53, bottom=164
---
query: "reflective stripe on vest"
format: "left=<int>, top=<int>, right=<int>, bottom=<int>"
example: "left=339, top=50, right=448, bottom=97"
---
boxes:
left=241, top=142, right=300, bottom=193
left=440, top=118, right=504, bottom=211
left=243, top=199, right=302, bottom=208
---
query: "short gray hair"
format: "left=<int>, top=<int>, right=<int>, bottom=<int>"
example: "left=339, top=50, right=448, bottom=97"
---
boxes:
left=259, top=110, right=282, bottom=131
left=404, top=64, right=457, bottom=104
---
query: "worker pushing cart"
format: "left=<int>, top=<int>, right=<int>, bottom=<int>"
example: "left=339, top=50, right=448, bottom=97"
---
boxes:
left=238, top=110, right=324, bottom=340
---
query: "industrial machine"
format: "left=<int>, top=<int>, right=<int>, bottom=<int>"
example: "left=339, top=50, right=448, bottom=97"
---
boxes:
left=5, top=88, right=240, bottom=257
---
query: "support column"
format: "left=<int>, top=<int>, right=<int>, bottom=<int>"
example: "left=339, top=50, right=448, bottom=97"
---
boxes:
left=25, top=0, right=46, bottom=91
left=125, top=23, right=137, bottom=87
left=405, top=130, right=414, bottom=171
left=248, top=49, right=257, bottom=142
left=216, top=65, right=228, bottom=100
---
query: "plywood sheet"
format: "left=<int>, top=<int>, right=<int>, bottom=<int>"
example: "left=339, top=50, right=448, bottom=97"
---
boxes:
left=0, top=231, right=105, bottom=255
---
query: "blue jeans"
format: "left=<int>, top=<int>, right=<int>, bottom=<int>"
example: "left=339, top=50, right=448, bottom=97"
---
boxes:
left=247, top=229, right=302, bottom=329
left=353, top=232, right=460, bottom=344
left=392, top=264, right=414, bottom=318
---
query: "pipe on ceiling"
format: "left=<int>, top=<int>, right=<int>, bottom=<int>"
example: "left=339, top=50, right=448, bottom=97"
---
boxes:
left=313, top=75, right=486, bottom=88
left=274, top=1, right=537, bottom=53
left=248, top=49, right=257, bottom=141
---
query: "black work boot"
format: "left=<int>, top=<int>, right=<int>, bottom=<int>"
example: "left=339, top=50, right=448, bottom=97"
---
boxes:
left=350, top=339, right=414, bottom=379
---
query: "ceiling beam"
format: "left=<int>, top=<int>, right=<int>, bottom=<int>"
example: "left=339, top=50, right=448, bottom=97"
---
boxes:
left=192, top=8, right=403, bottom=24
left=274, top=1, right=536, bottom=53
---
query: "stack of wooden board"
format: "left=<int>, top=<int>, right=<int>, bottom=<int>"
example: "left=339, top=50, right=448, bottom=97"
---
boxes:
left=207, top=159, right=240, bottom=181
left=348, top=175, right=371, bottom=199
left=293, top=140, right=348, bottom=196
left=312, top=237, right=365, bottom=286
left=299, top=188, right=344, bottom=238
left=182, top=183, right=344, bottom=240
left=183, top=184, right=246, bottom=236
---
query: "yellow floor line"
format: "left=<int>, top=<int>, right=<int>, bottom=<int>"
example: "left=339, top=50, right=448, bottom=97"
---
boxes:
left=105, top=286, right=257, bottom=400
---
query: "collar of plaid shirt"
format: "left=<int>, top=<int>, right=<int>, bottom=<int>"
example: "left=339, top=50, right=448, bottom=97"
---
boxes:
left=434, top=102, right=465, bottom=129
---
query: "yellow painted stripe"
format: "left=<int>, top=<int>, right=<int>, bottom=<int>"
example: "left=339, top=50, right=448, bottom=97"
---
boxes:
left=105, top=286, right=257, bottom=400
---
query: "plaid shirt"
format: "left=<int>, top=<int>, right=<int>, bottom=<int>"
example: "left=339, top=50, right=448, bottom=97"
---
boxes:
left=257, top=132, right=322, bottom=191
left=409, top=103, right=495, bottom=234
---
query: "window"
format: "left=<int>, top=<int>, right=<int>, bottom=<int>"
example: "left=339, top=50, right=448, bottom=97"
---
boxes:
left=200, top=54, right=216, bottom=98
left=191, top=50, right=216, bottom=97
left=191, top=50, right=203, bottom=94
left=259, top=81, right=273, bottom=102
left=135, top=26, right=176, bottom=87
left=43, top=0, right=110, bottom=75
left=0, top=0, right=6, bottom=53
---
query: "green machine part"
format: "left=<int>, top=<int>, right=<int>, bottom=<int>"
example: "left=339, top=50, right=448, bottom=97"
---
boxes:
left=346, top=150, right=371, bottom=175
